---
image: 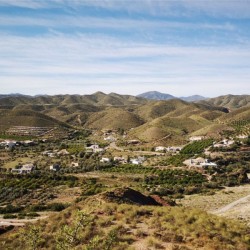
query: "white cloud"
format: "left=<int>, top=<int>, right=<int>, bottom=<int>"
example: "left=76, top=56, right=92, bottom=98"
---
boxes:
left=1, top=0, right=250, bottom=18
left=0, top=15, right=236, bottom=33
left=0, top=33, right=249, bottom=96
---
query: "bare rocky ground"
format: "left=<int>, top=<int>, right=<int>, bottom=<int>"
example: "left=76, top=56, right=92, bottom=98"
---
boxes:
left=178, top=185, right=250, bottom=226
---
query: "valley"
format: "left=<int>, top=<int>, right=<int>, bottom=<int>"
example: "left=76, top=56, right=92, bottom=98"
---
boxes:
left=0, top=92, right=249, bottom=249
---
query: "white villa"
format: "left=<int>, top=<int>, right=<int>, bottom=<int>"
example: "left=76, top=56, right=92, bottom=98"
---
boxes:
left=184, top=157, right=217, bottom=168
left=11, top=163, right=35, bottom=174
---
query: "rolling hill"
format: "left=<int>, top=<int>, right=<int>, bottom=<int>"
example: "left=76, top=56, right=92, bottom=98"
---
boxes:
left=0, top=109, right=70, bottom=133
left=0, top=92, right=249, bottom=141
left=199, top=94, right=250, bottom=110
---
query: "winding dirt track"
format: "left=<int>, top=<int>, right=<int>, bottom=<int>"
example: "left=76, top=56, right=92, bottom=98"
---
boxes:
left=213, top=194, right=250, bottom=214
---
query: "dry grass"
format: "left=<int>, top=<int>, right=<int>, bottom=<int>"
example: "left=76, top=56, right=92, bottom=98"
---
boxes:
left=1, top=190, right=249, bottom=250
left=178, top=184, right=250, bottom=225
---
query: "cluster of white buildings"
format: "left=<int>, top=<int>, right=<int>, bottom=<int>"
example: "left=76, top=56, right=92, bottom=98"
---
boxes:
left=0, top=139, right=36, bottom=150
left=100, top=155, right=146, bottom=165
left=155, top=146, right=182, bottom=153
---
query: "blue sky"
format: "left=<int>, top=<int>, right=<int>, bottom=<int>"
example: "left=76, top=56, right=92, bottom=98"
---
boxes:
left=0, top=0, right=250, bottom=97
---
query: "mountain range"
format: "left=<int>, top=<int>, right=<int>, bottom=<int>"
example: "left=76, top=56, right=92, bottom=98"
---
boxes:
left=0, top=92, right=249, bottom=144
left=137, top=91, right=207, bottom=102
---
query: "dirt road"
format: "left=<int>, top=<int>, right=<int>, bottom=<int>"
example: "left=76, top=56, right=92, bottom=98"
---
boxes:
left=213, top=194, right=250, bottom=214
left=211, top=193, right=250, bottom=226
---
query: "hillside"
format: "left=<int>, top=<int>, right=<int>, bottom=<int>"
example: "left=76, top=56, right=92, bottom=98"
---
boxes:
left=0, top=92, right=249, bottom=141
left=84, top=107, right=144, bottom=130
left=0, top=92, right=147, bottom=107
left=199, top=94, right=250, bottom=110
left=0, top=109, right=70, bottom=132
left=1, top=188, right=249, bottom=250
left=129, top=99, right=228, bottom=143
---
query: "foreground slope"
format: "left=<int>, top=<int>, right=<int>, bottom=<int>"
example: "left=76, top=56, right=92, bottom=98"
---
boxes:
left=1, top=188, right=249, bottom=250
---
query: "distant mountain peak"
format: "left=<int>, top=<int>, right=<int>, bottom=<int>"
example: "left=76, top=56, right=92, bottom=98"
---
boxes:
left=137, top=91, right=175, bottom=100
left=137, top=91, right=206, bottom=102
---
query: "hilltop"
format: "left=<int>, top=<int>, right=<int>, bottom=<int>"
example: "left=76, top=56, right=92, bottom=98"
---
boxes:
left=199, top=94, right=250, bottom=110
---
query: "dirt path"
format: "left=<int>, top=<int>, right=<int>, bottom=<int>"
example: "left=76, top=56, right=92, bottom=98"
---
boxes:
left=0, top=214, right=49, bottom=227
left=178, top=185, right=250, bottom=225
left=212, top=194, right=250, bottom=215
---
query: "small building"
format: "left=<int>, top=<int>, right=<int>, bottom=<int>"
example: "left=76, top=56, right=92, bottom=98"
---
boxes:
left=213, top=139, right=234, bottom=148
left=12, top=163, right=35, bottom=174
left=21, top=163, right=35, bottom=173
left=130, top=156, right=145, bottom=165
left=86, top=144, right=105, bottom=153
left=200, top=161, right=217, bottom=168
left=189, top=136, right=205, bottom=142
left=155, top=146, right=166, bottom=152
left=4, top=140, right=16, bottom=150
left=166, top=146, right=182, bottom=152
left=184, top=157, right=217, bottom=168
left=71, top=162, right=79, bottom=167
left=49, top=164, right=60, bottom=171
left=100, top=157, right=110, bottom=163
left=104, top=136, right=116, bottom=142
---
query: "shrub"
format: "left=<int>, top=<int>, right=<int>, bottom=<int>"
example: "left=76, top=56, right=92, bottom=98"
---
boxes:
left=3, top=214, right=17, bottom=219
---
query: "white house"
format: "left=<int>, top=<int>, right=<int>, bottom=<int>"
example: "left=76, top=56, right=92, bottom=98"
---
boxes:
left=71, top=162, right=79, bottom=167
left=200, top=161, right=217, bottom=168
left=12, top=163, right=35, bottom=174
left=155, top=146, right=166, bottom=152
left=130, top=156, right=145, bottom=165
left=4, top=140, right=16, bottom=150
left=49, top=164, right=60, bottom=171
left=213, top=139, right=234, bottom=148
left=189, top=136, right=205, bottom=141
left=100, top=157, right=110, bottom=163
left=104, top=136, right=116, bottom=142
left=21, top=163, right=35, bottom=173
left=166, top=146, right=182, bottom=152
left=184, top=158, right=217, bottom=168
left=86, top=144, right=105, bottom=153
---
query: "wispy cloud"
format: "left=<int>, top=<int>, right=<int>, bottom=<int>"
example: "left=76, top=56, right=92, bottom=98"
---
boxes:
left=0, top=0, right=249, bottom=96
left=1, top=0, right=249, bottom=18
left=0, top=32, right=249, bottom=96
